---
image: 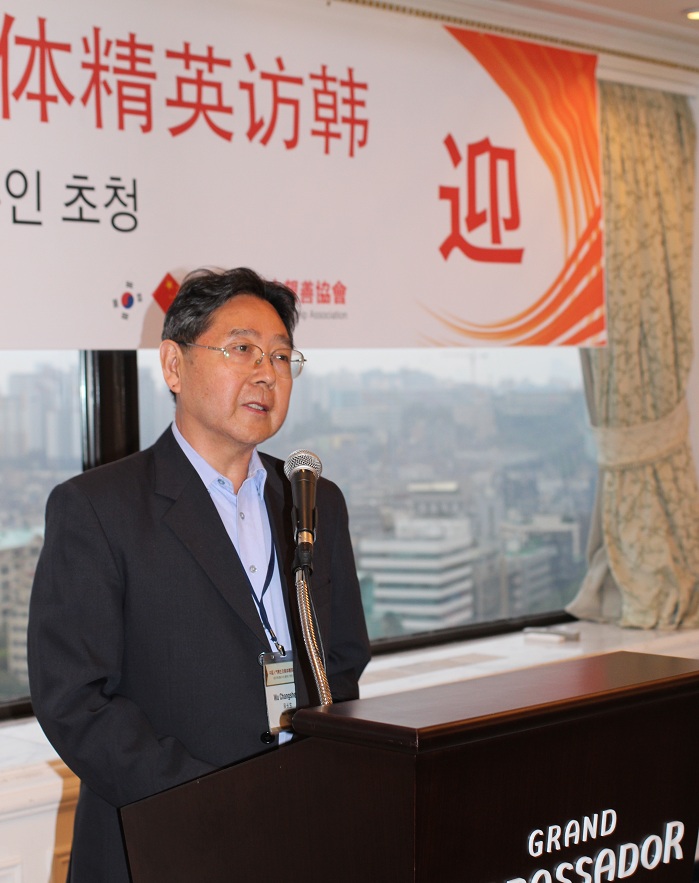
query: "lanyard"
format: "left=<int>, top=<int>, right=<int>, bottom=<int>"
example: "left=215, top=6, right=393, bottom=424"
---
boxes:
left=250, top=544, right=285, bottom=656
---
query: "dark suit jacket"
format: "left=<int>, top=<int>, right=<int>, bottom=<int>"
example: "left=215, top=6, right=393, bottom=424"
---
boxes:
left=27, top=428, right=370, bottom=882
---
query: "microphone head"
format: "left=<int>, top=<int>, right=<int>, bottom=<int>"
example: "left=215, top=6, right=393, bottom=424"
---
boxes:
left=284, top=450, right=322, bottom=480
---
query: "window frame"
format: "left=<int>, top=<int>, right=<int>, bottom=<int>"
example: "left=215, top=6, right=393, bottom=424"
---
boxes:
left=0, top=349, right=576, bottom=721
left=0, top=351, right=140, bottom=722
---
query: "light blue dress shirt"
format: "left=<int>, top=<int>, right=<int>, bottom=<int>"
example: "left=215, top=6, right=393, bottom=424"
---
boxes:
left=170, top=422, right=291, bottom=656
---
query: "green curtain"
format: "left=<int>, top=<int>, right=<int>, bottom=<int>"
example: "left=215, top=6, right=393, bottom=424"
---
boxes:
left=567, top=82, right=699, bottom=628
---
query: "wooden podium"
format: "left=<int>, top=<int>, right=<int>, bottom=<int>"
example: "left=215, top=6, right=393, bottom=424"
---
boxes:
left=120, top=651, right=699, bottom=882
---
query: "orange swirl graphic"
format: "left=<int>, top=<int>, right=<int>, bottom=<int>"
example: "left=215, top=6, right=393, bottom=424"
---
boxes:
left=436, top=27, right=605, bottom=346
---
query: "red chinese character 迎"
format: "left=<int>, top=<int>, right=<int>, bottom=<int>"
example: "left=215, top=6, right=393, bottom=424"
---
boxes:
left=439, top=134, right=523, bottom=264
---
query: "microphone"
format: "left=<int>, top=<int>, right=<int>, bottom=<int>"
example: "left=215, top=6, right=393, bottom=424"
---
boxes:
left=284, top=450, right=322, bottom=569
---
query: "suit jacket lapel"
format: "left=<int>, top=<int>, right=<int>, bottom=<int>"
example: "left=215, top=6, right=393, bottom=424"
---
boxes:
left=261, top=453, right=295, bottom=588
left=261, top=452, right=315, bottom=708
left=153, top=430, right=269, bottom=648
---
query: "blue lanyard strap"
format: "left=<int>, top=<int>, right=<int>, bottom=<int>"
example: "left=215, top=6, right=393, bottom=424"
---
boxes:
left=250, top=544, right=285, bottom=656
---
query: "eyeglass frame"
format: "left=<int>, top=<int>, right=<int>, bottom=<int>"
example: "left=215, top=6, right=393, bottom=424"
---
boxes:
left=174, top=340, right=306, bottom=379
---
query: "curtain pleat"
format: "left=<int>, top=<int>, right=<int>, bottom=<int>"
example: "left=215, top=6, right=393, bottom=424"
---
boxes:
left=567, top=82, right=699, bottom=628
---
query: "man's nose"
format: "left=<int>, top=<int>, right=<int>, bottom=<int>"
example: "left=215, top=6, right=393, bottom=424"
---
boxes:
left=251, top=351, right=276, bottom=384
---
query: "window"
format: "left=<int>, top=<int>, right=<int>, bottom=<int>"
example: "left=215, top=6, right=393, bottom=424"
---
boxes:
left=138, top=347, right=595, bottom=643
left=0, top=351, right=82, bottom=706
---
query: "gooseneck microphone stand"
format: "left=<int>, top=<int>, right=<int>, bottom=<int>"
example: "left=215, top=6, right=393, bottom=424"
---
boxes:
left=294, top=544, right=333, bottom=707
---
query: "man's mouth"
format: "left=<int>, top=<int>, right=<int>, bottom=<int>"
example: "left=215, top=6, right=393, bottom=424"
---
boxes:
left=246, top=402, right=268, bottom=412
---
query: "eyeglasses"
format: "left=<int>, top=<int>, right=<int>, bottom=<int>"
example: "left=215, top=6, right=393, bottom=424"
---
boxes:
left=177, top=341, right=305, bottom=379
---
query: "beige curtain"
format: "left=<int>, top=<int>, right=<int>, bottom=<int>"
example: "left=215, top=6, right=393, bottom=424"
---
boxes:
left=567, top=82, right=699, bottom=629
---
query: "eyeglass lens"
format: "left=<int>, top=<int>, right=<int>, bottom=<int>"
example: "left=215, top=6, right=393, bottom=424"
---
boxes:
left=229, top=344, right=303, bottom=378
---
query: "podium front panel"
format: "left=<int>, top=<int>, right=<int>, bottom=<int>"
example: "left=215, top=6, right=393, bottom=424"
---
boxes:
left=121, top=651, right=699, bottom=883
left=413, top=690, right=699, bottom=881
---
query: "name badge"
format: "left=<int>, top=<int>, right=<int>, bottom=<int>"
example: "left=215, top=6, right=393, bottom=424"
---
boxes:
left=259, top=650, right=296, bottom=733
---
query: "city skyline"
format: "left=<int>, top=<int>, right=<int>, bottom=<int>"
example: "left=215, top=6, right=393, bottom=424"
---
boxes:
left=0, top=345, right=585, bottom=395
left=1, top=349, right=595, bottom=700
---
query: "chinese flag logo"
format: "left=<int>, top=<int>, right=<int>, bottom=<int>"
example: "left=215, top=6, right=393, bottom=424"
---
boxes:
left=153, top=273, right=180, bottom=312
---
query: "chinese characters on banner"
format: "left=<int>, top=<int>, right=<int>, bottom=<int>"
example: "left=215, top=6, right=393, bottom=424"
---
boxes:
left=0, top=0, right=604, bottom=349
left=0, top=13, right=367, bottom=151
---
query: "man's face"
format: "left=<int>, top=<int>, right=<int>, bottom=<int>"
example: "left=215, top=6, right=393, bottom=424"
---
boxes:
left=160, top=294, right=293, bottom=466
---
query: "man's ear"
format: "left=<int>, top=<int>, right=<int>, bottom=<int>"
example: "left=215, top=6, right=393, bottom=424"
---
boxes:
left=160, top=340, right=184, bottom=395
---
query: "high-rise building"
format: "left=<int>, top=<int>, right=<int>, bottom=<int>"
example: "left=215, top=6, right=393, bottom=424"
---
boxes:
left=500, top=513, right=584, bottom=612
left=501, top=539, right=558, bottom=617
left=0, top=527, right=43, bottom=689
left=358, top=517, right=485, bottom=635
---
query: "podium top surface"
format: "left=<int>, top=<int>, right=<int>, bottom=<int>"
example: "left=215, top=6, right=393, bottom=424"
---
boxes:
left=292, top=650, right=699, bottom=753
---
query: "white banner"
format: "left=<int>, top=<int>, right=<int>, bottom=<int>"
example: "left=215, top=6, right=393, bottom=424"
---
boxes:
left=0, top=0, right=605, bottom=349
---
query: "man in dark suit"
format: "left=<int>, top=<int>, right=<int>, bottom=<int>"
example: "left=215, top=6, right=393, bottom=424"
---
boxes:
left=27, top=267, right=370, bottom=882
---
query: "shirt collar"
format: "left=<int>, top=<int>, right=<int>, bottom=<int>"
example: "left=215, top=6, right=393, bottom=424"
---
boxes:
left=170, top=422, right=267, bottom=497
